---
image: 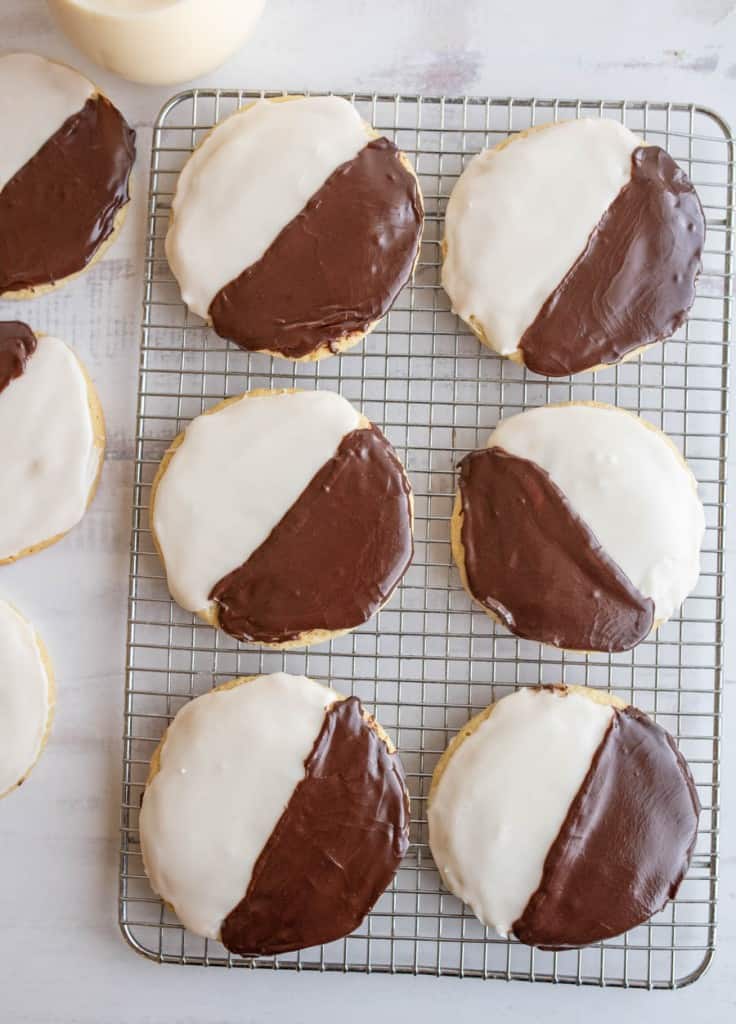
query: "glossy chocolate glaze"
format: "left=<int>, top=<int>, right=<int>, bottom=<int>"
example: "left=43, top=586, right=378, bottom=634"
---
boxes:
left=221, top=696, right=410, bottom=956
left=0, top=96, right=136, bottom=294
left=457, top=446, right=654, bottom=651
left=209, top=137, right=423, bottom=358
left=519, top=146, right=705, bottom=377
left=0, top=322, right=36, bottom=394
left=210, top=425, right=414, bottom=643
left=514, top=705, right=700, bottom=948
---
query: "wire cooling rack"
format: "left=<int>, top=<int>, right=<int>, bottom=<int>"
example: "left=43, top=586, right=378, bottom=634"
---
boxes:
left=120, top=90, right=732, bottom=989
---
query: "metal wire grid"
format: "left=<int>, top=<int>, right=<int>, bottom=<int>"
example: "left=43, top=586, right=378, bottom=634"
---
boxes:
left=120, top=90, right=731, bottom=989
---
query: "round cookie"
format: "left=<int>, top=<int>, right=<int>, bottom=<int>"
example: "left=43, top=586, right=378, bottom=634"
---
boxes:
left=428, top=685, right=700, bottom=949
left=0, top=52, right=136, bottom=299
left=452, top=402, right=704, bottom=652
left=442, top=118, right=705, bottom=377
left=151, top=388, right=414, bottom=646
left=0, top=599, right=55, bottom=800
left=165, top=94, right=424, bottom=361
left=139, top=672, right=410, bottom=955
left=0, top=322, right=106, bottom=563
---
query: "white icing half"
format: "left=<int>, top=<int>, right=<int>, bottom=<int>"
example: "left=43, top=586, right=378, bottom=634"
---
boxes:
left=0, top=600, right=51, bottom=797
left=0, top=53, right=93, bottom=193
left=0, top=336, right=101, bottom=561
left=165, top=96, right=370, bottom=319
left=153, top=389, right=361, bottom=614
left=487, top=404, right=705, bottom=622
left=139, top=672, right=338, bottom=939
left=428, top=688, right=613, bottom=936
left=442, top=118, right=639, bottom=356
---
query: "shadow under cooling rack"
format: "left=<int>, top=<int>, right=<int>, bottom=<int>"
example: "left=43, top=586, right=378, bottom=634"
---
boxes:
left=120, top=90, right=732, bottom=988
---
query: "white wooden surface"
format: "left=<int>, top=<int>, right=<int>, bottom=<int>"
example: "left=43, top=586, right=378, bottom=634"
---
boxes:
left=1, top=1, right=736, bottom=1021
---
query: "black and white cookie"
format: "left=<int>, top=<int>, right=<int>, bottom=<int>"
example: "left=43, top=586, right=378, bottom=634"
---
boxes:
left=0, top=599, right=54, bottom=800
left=151, top=389, right=414, bottom=646
left=428, top=685, right=700, bottom=949
left=165, top=95, right=424, bottom=360
left=0, top=322, right=105, bottom=563
left=139, top=672, right=410, bottom=955
left=0, top=52, right=136, bottom=298
left=442, top=118, right=705, bottom=376
left=452, top=402, right=704, bottom=652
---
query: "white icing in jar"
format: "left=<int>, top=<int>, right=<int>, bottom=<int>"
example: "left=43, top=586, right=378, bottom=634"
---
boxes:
left=48, top=0, right=267, bottom=85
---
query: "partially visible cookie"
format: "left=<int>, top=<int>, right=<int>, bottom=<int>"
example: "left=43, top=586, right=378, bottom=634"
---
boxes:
left=139, top=672, right=410, bottom=955
left=0, top=322, right=105, bottom=563
left=0, top=52, right=136, bottom=299
left=428, top=685, right=700, bottom=949
left=166, top=95, right=424, bottom=360
left=0, top=599, right=55, bottom=800
left=151, top=388, right=413, bottom=647
left=452, top=402, right=704, bottom=652
left=442, top=118, right=705, bottom=376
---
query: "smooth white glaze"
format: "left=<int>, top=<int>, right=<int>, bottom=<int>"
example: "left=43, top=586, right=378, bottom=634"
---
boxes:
left=0, top=336, right=101, bottom=561
left=0, top=53, right=93, bottom=192
left=487, top=403, right=705, bottom=622
left=50, top=1, right=266, bottom=86
left=165, top=95, right=370, bottom=319
left=428, top=687, right=613, bottom=936
left=153, top=389, right=361, bottom=614
left=139, top=672, right=337, bottom=940
left=0, top=600, right=51, bottom=797
left=442, top=118, right=639, bottom=357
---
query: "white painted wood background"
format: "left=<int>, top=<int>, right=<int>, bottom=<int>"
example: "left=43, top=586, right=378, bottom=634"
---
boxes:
left=1, top=1, right=735, bottom=1021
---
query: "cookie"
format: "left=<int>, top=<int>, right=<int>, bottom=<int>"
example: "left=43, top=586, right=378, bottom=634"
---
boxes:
left=0, top=322, right=105, bottom=563
left=428, top=685, right=700, bottom=949
left=151, top=389, right=413, bottom=646
left=165, top=95, right=424, bottom=360
left=442, top=118, right=705, bottom=376
left=452, top=402, right=704, bottom=652
left=0, top=599, right=55, bottom=800
left=0, top=52, right=136, bottom=299
left=139, top=672, right=410, bottom=955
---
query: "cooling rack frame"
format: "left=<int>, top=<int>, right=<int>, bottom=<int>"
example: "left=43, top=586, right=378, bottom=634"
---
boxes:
left=120, top=89, right=732, bottom=988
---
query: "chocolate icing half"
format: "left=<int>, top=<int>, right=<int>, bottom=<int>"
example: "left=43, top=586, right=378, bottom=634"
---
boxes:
left=519, top=146, right=705, bottom=377
left=457, top=446, right=654, bottom=651
left=0, top=322, right=37, bottom=394
left=221, top=695, right=410, bottom=956
left=0, top=95, right=136, bottom=294
left=209, top=137, right=423, bottom=358
left=210, top=425, right=414, bottom=643
left=514, top=705, right=700, bottom=949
